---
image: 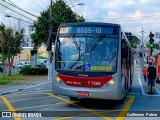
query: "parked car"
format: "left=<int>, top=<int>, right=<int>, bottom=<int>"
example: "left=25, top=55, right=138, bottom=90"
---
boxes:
left=13, top=62, right=24, bottom=68
left=13, top=61, right=30, bottom=68
left=37, top=59, right=48, bottom=67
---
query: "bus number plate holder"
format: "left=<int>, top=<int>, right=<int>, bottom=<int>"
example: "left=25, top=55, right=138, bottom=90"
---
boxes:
left=77, top=91, right=89, bottom=96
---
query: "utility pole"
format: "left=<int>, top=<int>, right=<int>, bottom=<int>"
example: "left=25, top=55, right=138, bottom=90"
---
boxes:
left=48, top=0, right=53, bottom=81
left=142, top=27, right=144, bottom=69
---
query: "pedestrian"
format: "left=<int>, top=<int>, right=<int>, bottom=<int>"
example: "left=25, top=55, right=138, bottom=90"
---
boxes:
left=142, top=67, right=147, bottom=82
left=147, top=62, right=157, bottom=94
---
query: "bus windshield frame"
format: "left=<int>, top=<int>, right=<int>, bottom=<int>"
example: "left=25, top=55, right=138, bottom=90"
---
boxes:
left=55, top=24, right=119, bottom=77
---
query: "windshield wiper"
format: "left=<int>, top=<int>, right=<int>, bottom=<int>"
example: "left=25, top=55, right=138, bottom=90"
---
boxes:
left=91, top=34, right=105, bottom=51
left=69, top=34, right=81, bottom=70
left=71, top=34, right=80, bottom=51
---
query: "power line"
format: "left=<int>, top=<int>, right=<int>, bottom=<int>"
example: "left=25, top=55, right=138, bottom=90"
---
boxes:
left=69, top=0, right=77, bottom=13
left=2, top=0, right=38, bottom=18
left=5, top=15, right=32, bottom=24
left=0, top=2, right=35, bottom=22
left=29, top=0, right=44, bottom=10
left=0, top=10, right=32, bottom=24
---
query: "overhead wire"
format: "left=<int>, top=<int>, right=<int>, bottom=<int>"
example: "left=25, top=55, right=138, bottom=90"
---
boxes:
left=0, top=11, right=33, bottom=24
left=6, top=0, right=39, bottom=18
left=29, top=0, right=44, bottom=10
left=0, top=2, right=35, bottom=22
left=69, top=0, right=78, bottom=13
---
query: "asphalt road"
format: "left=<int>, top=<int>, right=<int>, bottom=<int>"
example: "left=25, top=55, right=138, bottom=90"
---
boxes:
left=0, top=65, right=160, bottom=120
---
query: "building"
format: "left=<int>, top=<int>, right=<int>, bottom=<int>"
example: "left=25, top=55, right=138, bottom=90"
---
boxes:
left=14, top=35, right=53, bottom=63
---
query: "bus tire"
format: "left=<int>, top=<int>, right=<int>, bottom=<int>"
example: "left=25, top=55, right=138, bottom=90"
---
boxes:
left=69, top=97, right=78, bottom=101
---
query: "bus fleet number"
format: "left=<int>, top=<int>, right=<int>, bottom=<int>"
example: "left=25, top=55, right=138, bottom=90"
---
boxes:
left=88, top=81, right=101, bottom=86
left=77, top=28, right=101, bottom=33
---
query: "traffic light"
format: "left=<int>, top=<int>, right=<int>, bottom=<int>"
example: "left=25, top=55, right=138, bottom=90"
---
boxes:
left=149, top=31, right=154, bottom=48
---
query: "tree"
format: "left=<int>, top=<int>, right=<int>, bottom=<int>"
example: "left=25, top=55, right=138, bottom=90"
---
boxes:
left=30, top=0, right=85, bottom=49
left=145, top=41, right=150, bottom=48
left=129, top=36, right=140, bottom=49
left=0, top=23, right=24, bottom=76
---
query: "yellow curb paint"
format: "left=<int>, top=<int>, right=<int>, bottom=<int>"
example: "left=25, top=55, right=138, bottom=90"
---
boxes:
left=1, top=96, right=21, bottom=120
left=48, top=93, right=112, bottom=120
left=116, top=96, right=135, bottom=120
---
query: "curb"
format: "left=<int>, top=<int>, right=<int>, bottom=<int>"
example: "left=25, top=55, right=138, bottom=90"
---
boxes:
left=0, top=81, right=51, bottom=95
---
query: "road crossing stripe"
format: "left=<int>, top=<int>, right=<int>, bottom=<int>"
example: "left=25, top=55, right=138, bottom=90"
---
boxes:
left=1, top=96, right=21, bottom=120
left=48, top=93, right=112, bottom=120
left=116, top=96, right=135, bottom=120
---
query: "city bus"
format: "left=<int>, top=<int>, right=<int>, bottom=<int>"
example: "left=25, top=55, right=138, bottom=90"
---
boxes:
left=52, top=22, right=135, bottom=102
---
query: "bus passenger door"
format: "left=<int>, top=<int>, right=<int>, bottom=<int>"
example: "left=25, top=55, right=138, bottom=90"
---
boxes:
left=121, top=39, right=128, bottom=94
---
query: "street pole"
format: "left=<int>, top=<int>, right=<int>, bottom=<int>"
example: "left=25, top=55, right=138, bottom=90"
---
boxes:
left=48, top=0, right=53, bottom=81
left=142, top=27, right=144, bottom=69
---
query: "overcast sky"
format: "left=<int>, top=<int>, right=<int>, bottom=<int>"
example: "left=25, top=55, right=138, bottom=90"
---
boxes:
left=0, top=0, right=160, bottom=42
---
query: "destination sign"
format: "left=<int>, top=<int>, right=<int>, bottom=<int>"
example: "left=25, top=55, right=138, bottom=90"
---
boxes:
left=59, top=26, right=118, bottom=35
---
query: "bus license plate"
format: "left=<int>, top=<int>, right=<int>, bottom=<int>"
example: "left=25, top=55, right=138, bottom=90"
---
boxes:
left=77, top=91, right=89, bottom=96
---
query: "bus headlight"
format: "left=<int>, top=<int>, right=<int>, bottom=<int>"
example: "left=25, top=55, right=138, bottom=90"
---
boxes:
left=56, top=76, right=61, bottom=82
left=109, top=78, right=115, bottom=85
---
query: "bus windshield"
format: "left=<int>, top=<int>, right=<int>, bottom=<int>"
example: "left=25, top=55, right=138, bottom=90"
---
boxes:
left=55, top=35, right=118, bottom=72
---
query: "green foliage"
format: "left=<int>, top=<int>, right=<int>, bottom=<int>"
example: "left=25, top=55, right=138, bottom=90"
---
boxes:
left=145, top=41, right=150, bottom=48
left=129, top=36, right=140, bottom=49
left=30, top=0, right=85, bottom=49
left=38, top=56, right=45, bottom=59
left=19, top=66, right=48, bottom=75
left=0, top=74, right=24, bottom=85
left=0, top=23, right=24, bottom=76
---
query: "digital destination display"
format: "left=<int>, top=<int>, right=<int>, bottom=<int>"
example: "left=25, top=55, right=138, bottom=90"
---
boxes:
left=59, top=26, right=118, bottom=35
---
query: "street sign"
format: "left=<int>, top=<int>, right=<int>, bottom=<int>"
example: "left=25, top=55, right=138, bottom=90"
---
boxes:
left=147, top=55, right=156, bottom=64
left=155, top=32, right=160, bottom=38
left=26, top=54, right=30, bottom=60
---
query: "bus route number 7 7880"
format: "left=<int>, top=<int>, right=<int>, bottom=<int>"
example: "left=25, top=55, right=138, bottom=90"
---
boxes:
left=77, top=27, right=101, bottom=34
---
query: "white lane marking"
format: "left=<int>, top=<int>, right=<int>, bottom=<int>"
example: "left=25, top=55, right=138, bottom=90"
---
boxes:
left=138, top=72, right=145, bottom=95
left=155, top=86, right=160, bottom=95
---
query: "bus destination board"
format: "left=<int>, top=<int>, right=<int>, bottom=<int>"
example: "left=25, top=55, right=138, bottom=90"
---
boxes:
left=59, top=26, right=118, bottom=35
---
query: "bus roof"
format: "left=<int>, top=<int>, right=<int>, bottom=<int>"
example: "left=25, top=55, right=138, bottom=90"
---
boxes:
left=59, top=22, right=120, bottom=27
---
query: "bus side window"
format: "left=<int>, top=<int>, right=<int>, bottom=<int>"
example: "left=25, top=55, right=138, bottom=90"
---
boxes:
left=121, top=39, right=128, bottom=61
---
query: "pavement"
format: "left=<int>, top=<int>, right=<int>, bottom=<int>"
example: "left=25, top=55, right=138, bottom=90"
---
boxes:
left=0, top=76, right=51, bottom=95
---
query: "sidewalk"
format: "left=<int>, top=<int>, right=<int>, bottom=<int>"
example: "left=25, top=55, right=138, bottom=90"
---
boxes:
left=0, top=76, right=51, bottom=95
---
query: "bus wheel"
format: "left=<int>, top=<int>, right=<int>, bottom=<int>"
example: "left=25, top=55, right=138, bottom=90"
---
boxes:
left=69, top=97, right=78, bottom=101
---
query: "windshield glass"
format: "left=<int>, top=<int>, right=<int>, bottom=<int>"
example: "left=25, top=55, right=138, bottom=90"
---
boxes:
left=55, top=36, right=118, bottom=72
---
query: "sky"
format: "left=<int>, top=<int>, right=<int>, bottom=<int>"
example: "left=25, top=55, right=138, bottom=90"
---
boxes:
left=0, top=0, right=160, bottom=42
